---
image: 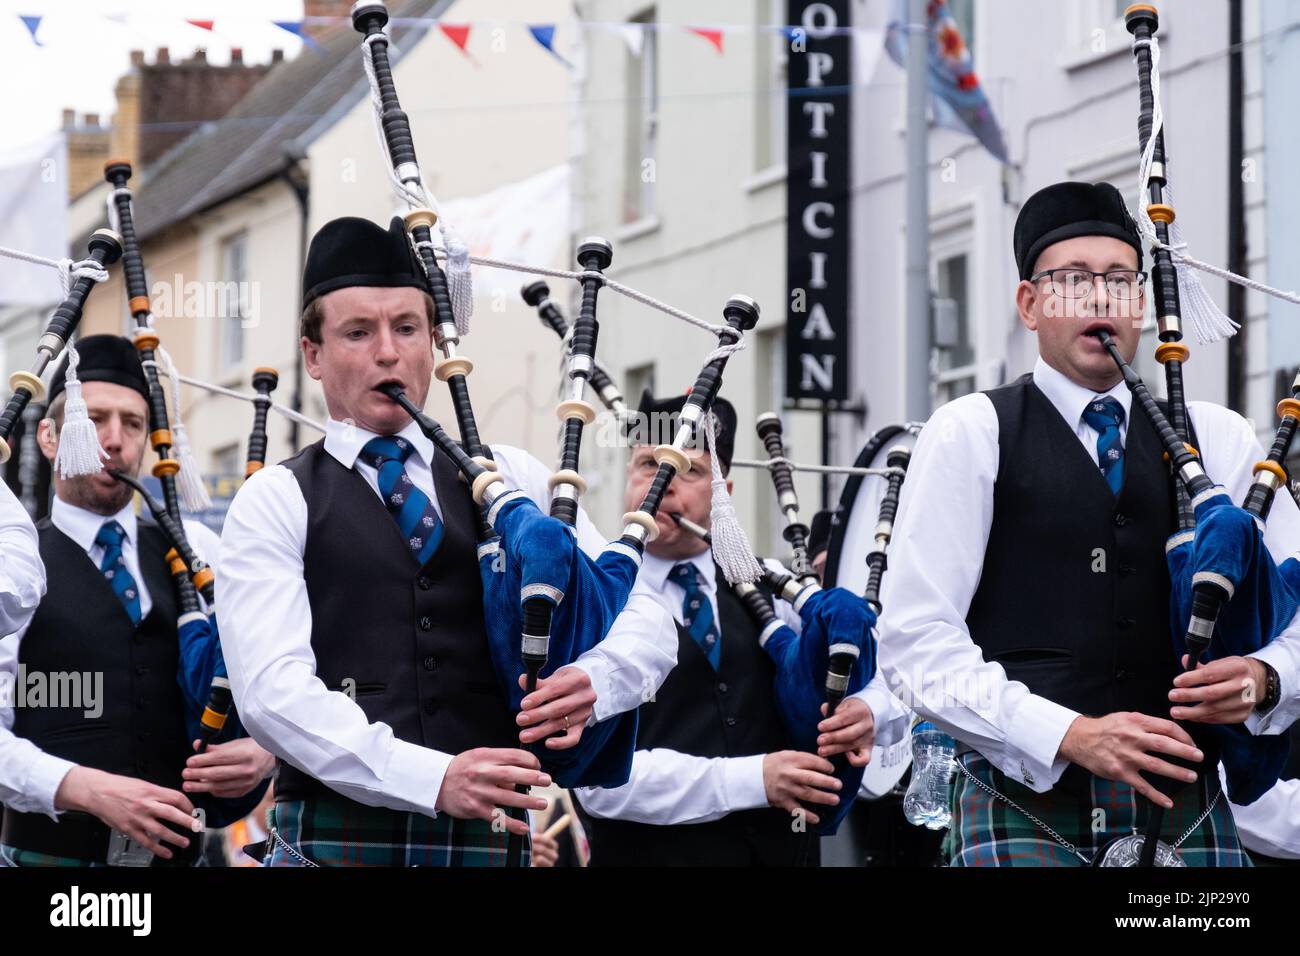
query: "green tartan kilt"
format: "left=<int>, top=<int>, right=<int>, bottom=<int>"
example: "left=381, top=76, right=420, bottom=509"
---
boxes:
left=943, top=751, right=1250, bottom=867
left=266, top=797, right=530, bottom=868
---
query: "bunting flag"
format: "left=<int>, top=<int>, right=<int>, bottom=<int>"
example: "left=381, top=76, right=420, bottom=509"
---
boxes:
left=885, top=0, right=1009, bottom=163
left=605, top=22, right=645, bottom=57
left=527, top=24, right=572, bottom=68
left=273, top=20, right=318, bottom=49
left=687, top=27, right=724, bottom=54
left=439, top=22, right=472, bottom=53
left=19, top=14, right=42, bottom=46
left=187, top=19, right=215, bottom=32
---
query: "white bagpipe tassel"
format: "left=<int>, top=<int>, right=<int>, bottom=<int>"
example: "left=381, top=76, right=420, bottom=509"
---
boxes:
left=155, top=342, right=212, bottom=511
left=54, top=345, right=108, bottom=479
left=440, top=222, right=474, bottom=338
left=1135, top=36, right=1240, bottom=346
left=703, top=408, right=764, bottom=586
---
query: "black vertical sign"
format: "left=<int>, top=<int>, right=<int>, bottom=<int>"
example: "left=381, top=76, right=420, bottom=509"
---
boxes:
left=786, top=0, right=851, bottom=402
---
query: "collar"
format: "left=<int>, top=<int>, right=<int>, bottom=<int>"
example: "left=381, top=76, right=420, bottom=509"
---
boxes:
left=642, top=548, right=717, bottom=594
left=51, top=495, right=138, bottom=553
left=1032, top=355, right=1132, bottom=430
left=323, top=417, right=435, bottom=470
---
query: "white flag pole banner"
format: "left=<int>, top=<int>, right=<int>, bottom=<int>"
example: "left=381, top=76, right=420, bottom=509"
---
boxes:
left=435, top=164, right=570, bottom=279
left=0, top=132, right=68, bottom=308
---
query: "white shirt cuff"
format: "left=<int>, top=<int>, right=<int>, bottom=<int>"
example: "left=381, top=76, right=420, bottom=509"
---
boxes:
left=853, top=679, right=908, bottom=750
left=1246, top=644, right=1299, bottom=734
left=26, top=752, right=78, bottom=820
left=721, top=754, right=768, bottom=813
left=381, top=739, right=454, bottom=818
left=568, top=655, right=611, bottom=725
left=1001, top=694, right=1080, bottom=792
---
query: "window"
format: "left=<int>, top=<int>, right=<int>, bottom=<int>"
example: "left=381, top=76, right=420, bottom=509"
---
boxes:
left=624, top=362, right=656, bottom=418
left=931, top=252, right=976, bottom=407
left=755, top=325, right=784, bottom=422
left=623, top=8, right=658, bottom=223
left=754, top=0, right=787, bottom=173
left=211, top=442, right=241, bottom=477
left=219, top=232, right=249, bottom=372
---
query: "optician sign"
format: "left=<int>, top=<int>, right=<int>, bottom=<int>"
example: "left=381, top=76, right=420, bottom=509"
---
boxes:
left=786, top=0, right=851, bottom=402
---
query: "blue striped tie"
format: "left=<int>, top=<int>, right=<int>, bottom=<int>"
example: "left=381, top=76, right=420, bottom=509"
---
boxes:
left=668, top=563, right=721, bottom=670
left=1083, top=396, right=1126, bottom=497
left=357, top=436, right=444, bottom=566
left=96, top=520, right=142, bottom=626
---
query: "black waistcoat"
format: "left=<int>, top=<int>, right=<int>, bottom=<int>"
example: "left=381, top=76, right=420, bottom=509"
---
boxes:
left=581, top=573, right=817, bottom=866
left=966, top=375, right=1217, bottom=785
left=3, top=519, right=190, bottom=852
left=274, top=440, right=517, bottom=802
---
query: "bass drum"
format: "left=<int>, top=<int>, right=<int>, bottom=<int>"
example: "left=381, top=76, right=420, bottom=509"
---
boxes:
left=824, top=423, right=920, bottom=800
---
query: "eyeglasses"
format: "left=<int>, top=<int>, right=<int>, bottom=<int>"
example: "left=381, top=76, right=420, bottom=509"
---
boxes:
left=1030, top=268, right=1147, bottom=300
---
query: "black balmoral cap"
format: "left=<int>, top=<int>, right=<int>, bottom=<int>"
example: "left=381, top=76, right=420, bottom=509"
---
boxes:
left=630, top=389, right=737, bottom=473
left=48, top=334, right=149, bottom=408
left=1013, top=181, right=1144, bottom=281
left=302, top=215, right=426, bottom=310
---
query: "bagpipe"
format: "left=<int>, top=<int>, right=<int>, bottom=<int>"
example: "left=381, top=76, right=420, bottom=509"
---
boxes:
left=522, top=279, right=629, bottom=419
left=0, top=230, right=122, bottom=459
left=1090, top=4, right=1300, bottom=864
left=824, top=424, right=923, bottom=799
left=350, top=0, right=762, bottom=863
left=100, top=160, right=271, bottom=841
left=669, top=415, right=913, bottom=835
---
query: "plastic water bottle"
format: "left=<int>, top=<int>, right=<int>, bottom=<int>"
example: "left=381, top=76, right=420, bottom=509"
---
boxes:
left=902, top=721, right=957, bottom=830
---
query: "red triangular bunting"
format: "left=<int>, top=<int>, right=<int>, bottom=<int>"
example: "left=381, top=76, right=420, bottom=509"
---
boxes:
left=187, top=19, right=215, bottom=31
left=687, top=27, right=724, bottom=53
left=439, top=23, right=471, bottom=52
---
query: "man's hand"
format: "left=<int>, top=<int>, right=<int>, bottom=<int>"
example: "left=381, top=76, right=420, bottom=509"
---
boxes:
left=530, top=830, right=560, bottom=868
left=817, top=697, right=875, bottom=767
left=1170, top=655, right=1269, bottom=724
left=1057, top=713, right=1202, bottom=809
left=181, top=738, right=277, bottom=798
left=516, top=666, right=597, bottom=750
left=762, top=751, right=841, bottom=827
left=434, top=748, right=551, bottom=836
left=54, top=766, right=197, bottom=860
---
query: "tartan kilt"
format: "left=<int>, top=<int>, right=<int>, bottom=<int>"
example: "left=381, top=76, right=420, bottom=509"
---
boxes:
left=266, top=797, right=530, bottom=868
left=0, top=844, right=105, bottom=868
left=943, top=751, right=1250, bottom=867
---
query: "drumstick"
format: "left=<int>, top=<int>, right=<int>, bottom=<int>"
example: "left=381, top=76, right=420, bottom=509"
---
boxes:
left=543, top=814, right=572, bottom=840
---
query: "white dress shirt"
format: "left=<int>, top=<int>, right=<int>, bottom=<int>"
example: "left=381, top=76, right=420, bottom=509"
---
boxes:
left=0, top=494, right=220, bottom=819
left=0, top=482, right=42, bottom=636
left=878, top=356, right=1300, bottom=793
left=1223, top=764, right=1300, bottom=860
left=577, top=549, right=910, bottom=825
left=216, top=418, right=674, bottom=821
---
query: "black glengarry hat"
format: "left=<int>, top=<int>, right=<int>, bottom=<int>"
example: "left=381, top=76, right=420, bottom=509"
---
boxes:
left=1013, top=181, right=1144, bottom=280
left=48, top=334, right=149, bottom=408
left=631, top=389, right=737, bottom=473
left=302, top=216, right=426, bottom=310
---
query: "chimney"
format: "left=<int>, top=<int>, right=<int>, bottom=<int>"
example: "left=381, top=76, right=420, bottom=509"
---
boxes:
left=128, top=40, right=276, bottom=166
left=302, top=0, right=352, bottom=44
left=63, top=106, right=112, bottom=199
left=129, top=49, right=145, bottom=66
left=271, top=49, right=285, bottom=64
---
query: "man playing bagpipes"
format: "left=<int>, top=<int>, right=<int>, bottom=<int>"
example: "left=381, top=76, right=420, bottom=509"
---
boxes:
left=217, top=217, right=674, bottom=867
left=0, top=335, right=273, bottom=867
left=573, top=392, right=908, bottom=866
left=877, top=181, right=1300, bottom=866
